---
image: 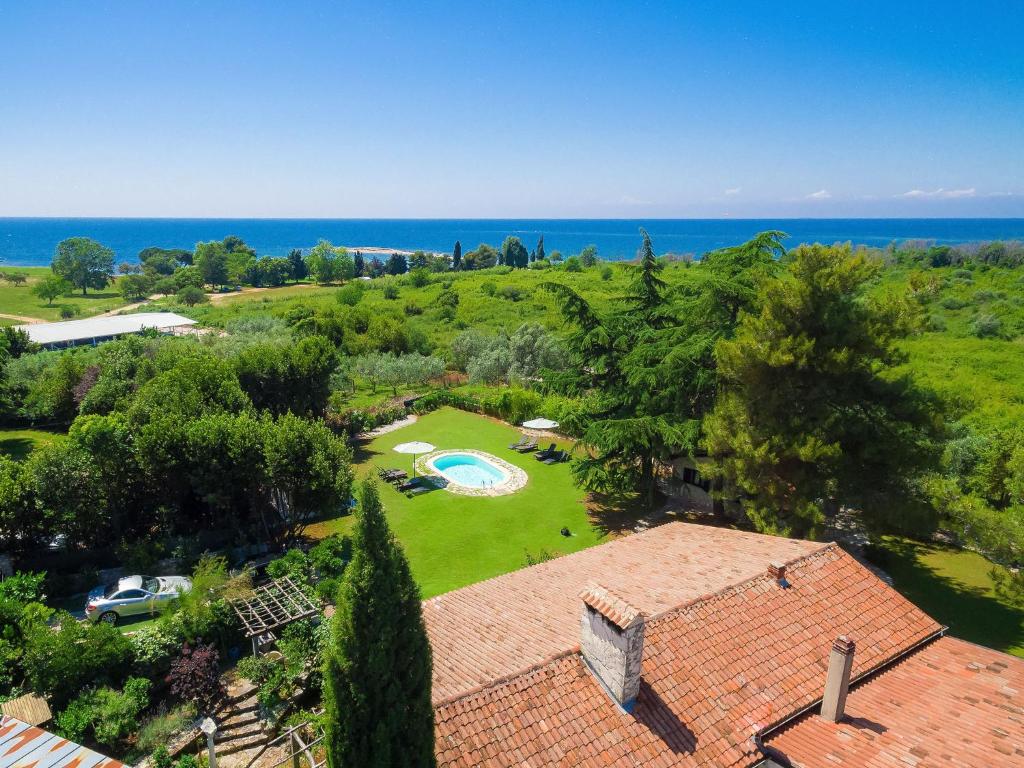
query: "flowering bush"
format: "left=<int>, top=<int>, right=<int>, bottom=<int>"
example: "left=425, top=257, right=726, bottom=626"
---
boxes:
left=167, top=641, right=222, bottom=713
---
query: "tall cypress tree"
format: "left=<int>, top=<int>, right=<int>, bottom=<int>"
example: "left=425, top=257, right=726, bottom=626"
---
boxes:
left=353, top=250, right=365, bottom=277
left=535, top=235, right=545, bottom=262
left=323, top=480, right=435, bottom=768
left=287, top=249, right=308, bottom=282
left=452, top=241, right=462, bottom=271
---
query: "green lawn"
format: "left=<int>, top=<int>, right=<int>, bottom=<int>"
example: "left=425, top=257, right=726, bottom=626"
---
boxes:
left=0, top=267, right=131, bottom=321
left=308, top=407, right=604, bottom=598
left=0, top=427, right=66, bottom=461
left=877, top=536, right=1024, bottom=657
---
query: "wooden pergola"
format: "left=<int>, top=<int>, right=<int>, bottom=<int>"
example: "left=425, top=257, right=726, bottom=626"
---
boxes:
left=229, top=576, right=320, bottom=655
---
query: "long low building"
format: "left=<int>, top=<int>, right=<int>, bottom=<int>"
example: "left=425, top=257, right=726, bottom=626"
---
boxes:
left=16, top=312, right=197, bottom=348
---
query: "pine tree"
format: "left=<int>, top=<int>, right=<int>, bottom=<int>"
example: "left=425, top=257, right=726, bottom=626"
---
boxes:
left=323, top=480, right=435, bottom=768
left=452, top=241, right=462, bottom=271
left=535, top=235, right=545, bottom=262
left=626, top=228, right=667, bottom=322
left=353, top=251, right=365, bottom=277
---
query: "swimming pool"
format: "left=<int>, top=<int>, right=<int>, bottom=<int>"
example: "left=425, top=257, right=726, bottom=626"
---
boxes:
left=428, top=452, right=510, bottom=489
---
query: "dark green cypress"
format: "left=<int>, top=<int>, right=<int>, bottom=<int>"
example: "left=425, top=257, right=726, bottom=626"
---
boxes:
left=452, top=241, right=462, bottom=270
left=535, top=234, right=545, bottom=262
left=323, top=480, right=435, bottom=768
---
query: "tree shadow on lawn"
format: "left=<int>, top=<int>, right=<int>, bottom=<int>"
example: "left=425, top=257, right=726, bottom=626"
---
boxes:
left=0, top=436, right=36, bottom=461
left=880, top=538, right=1024, bottom=655
left=586, top=492, right=657, bottom=538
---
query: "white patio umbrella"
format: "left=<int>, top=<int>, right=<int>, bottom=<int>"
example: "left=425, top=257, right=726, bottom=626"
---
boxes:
left=522, top=418, right=559, bottom=430
left=393, top=441, right=436, bottom=478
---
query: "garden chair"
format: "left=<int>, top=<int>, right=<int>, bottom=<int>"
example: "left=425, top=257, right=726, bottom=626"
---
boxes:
left=535, top=443, right=557, bottom=461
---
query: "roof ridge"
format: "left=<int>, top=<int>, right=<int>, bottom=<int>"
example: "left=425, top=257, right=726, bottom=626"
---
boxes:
left=423, top=522, right=830, bottom=608
left=433, top=542, right=841, bottom=712
left=642, top=541, right=842, bottom=625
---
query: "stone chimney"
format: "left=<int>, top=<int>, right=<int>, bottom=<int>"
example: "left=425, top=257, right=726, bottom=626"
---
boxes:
left=579, top=584, right=645, bottom=712
left=768, top=561, right=789, bottom=588
left=820, top=636, right=855, bottom=722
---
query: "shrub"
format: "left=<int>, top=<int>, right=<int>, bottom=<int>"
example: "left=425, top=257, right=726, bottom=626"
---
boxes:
left=927, top=314, right=947, bottom=332
left=55, top=677, right=151, bottom=748
left=953, top=268, right=973, bottom=279
left=403, top=301, right=423, bottom=316
left=563, top=256, right=582, bottom=272
left=939, top=296, right=967, bottom=310
left=480, top=281, right=496, bottom=296
left=236, top=654, right=278, bottom=686
left=130, top=623, right=181, bottom=667
left=177, top=285, right=207, bottom=306
left=382, top=284, right=399, bottom=300
left=0, top=571, right=46, bottom=602
left=972, top=313, right=1003, bottom=338
left=408, top=268, right=430, bottom=288
left=167, top=641, right=222, bottom=713
left=600, top=265, right=613, bottom=280
left=22, top=614, right=133, bottom=708
left=59, top=305, right=79, bottom=319
left=495, top=285, right=524, bottom=301
left=336, top=282, right=365, bottom=306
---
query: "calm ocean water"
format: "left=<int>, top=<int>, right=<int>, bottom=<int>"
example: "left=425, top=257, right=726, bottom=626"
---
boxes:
left=2, top=218, right=1024, bottom=267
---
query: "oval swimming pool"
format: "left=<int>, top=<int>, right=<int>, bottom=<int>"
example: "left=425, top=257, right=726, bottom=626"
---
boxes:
left=428, top=452, right=510, bottom=489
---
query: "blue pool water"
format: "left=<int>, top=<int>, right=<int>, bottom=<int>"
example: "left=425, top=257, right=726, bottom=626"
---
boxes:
left=430, top=453, right=508, bottom=489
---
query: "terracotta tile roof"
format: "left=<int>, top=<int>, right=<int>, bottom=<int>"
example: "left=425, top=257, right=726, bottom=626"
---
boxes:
left=434, top=542, right=942, bottom=767
left=767, top=635, right=1024, bottom=768
left=426, top=522, right=824, bottom=704
left=580, top=584, right=644, bottom=629
left=0, top=715, right=125, bottom=768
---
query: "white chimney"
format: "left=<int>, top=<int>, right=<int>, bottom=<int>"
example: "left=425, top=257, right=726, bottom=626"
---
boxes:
left=579, top=584, right=645, bottom=712
left=820, top=636, right=855, bottom=722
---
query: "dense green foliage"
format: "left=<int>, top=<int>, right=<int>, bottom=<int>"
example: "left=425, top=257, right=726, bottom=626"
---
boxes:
left=323, top=480, right=434, bottom=768
left=52, top=237, right=115, bottom=295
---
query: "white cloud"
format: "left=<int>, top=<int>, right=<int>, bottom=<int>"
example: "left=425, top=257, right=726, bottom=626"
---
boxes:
left=899, top=187, right=976, bottom=199
left=806, top=189, right=831, bottom=200
left=617, top=194, right=652, bottom=206
left=724, top=187, right=741, bottom=196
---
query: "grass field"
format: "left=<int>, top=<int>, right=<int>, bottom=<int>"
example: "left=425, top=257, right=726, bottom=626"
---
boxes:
left=0, top=427, right=65, bottom=460
left=306, top=407, right=603, bottom=598
left=0, top=266, right=131, bottom=321
left=877, top=536, right=1024, bottom=657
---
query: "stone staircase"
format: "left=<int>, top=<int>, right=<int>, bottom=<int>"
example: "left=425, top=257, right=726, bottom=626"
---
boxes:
left=215, top=682, right=271, bottom=766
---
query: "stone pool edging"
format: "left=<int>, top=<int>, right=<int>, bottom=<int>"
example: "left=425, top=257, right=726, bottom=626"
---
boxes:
left=415, top=449, right=528, bottom=497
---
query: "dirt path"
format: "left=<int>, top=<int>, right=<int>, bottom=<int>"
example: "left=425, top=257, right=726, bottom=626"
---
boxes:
left=207, top=283, right=317, bottom=302
left=0, top=312, right=45, bottom=324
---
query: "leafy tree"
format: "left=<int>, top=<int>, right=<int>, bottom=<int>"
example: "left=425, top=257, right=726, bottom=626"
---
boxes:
left=0, top=271, right=28, bottom=286
left=452, top=241, right=462, bottom=270
left=323, top=480, right=434, bottom=768
left=0, top=456, right=38, bottom=551
left=307, top=240, right=355, bottom=284
left=352, top=250, right=365, bottom=278
left=501, top=236, right=530, bottom=269
left=288, top=248, right=309, bottom=281
left=579, top=244, right=598, bottom=267
left=31, top=273, right=71, bottom=305
left=139, top=246, right=192, bottom=267
left=463, top=243, right=497, bottom=270
left=704, top=243, right=943, bottom=536
left=222, top=235, right=256, bottom=257
left=120, top=273, right=154, bottom=301
left=27, top=441, right=109, bottom=547
left=52, top=237, right=115, bottom=295
left=408, top=251, right=429, bottom=271
left=194, top=240, right=229, bottom=288
left=262, top=413, right=353, bottom=544
left=386, top=252, right=408, bottom=276
left=368, top=257, right=386, bottom=277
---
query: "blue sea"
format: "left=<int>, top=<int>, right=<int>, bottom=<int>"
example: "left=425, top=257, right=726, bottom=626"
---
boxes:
left=2, top=218, right=1024, bottom=267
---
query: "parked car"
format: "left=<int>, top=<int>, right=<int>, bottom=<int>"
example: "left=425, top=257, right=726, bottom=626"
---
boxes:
left=85, top=574, right=192, bottom=625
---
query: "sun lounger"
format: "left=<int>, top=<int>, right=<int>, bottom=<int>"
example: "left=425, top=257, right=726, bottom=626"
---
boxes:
left=535, top=443, right=557, bottom=461
left=515, top=441, right=538, bottom=452
left=379, top=468, right=408, bottom=483
left=398, top=477, right=424, bottom=492
left=509, top=436, right=529, bottom=450
left=542, top=450, right=569, bottom=465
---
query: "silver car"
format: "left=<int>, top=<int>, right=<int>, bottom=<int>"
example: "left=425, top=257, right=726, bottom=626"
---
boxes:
left=85, top=574, right=192, bottom=625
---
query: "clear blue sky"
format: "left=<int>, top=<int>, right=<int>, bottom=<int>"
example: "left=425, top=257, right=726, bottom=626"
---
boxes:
left=1, top=1, right=1021, bottom=218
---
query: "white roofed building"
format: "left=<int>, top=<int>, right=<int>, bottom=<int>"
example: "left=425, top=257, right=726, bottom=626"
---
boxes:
left=16, top=312, right=198, bottom=349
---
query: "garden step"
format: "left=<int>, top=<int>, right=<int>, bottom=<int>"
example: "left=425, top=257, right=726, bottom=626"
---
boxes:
left=216, top=721, right=264, bottom=743
left=225, top=680, right=258, bottom=703
left=219, top=711, right=260, bottom=732
left=216, top=732, right=268, bottom=757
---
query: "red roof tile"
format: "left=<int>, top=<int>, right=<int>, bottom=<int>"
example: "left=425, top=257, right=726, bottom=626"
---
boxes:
left=426, top=522, right=824, bottom=704
left=434, top=542, right=942, bottom=767
left=580, top=584, right=643, bottom=630
left=767, top=635, right=1024, bottom=768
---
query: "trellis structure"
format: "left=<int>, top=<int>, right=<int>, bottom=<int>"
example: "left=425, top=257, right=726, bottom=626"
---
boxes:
left=230, top=576, right=320, bottom=655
